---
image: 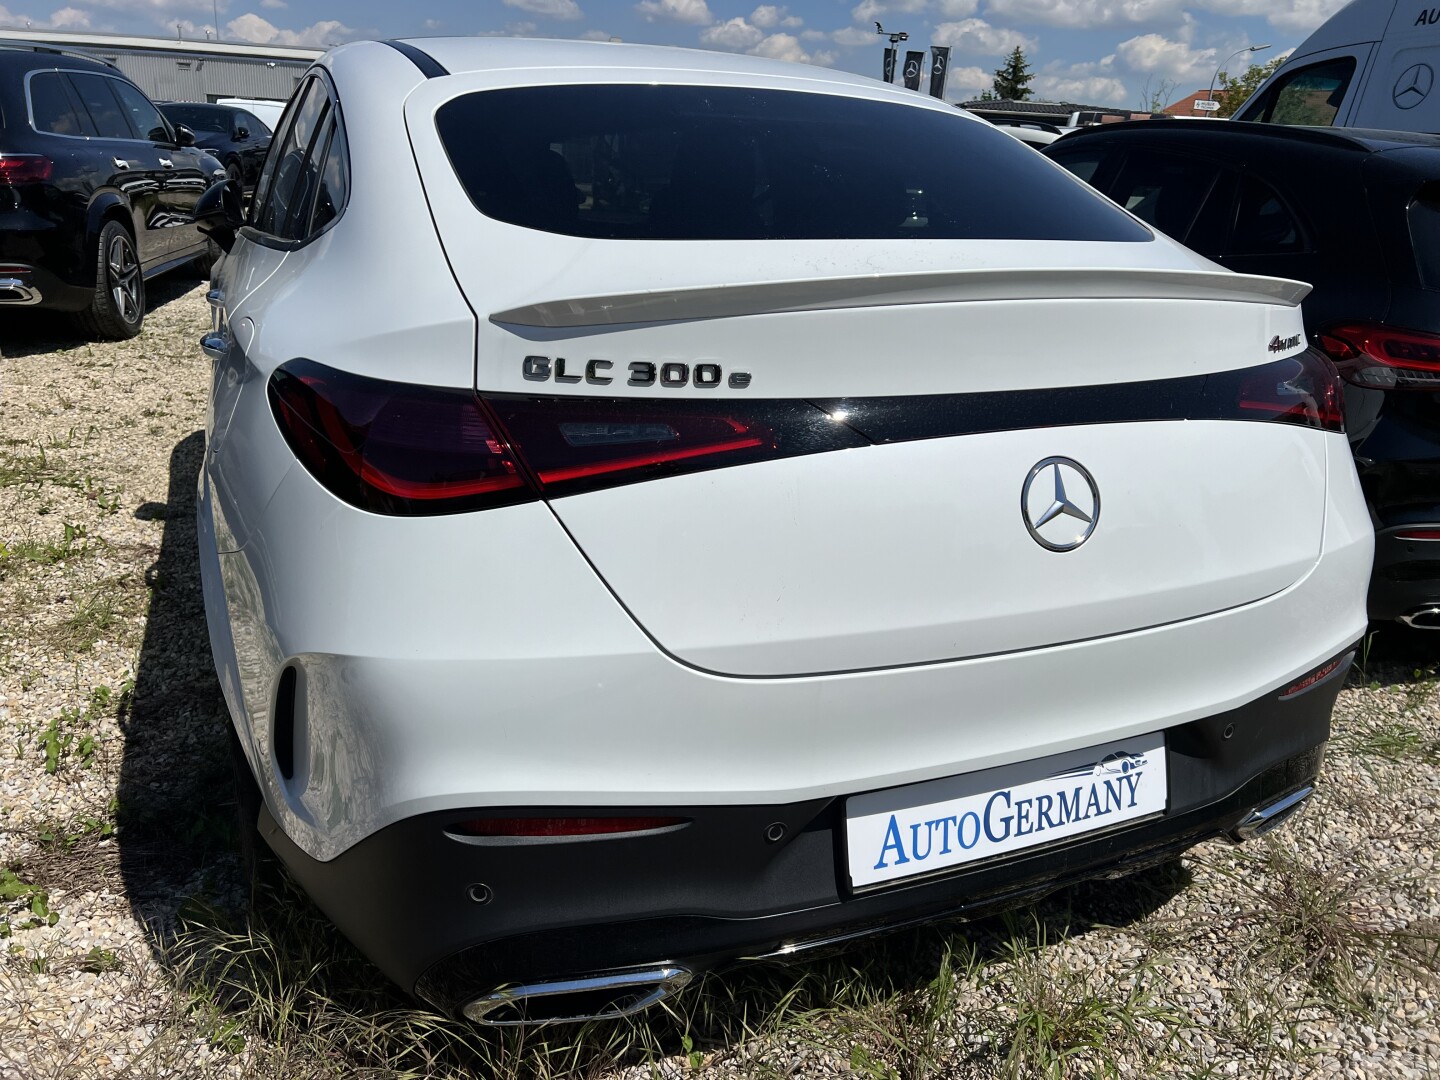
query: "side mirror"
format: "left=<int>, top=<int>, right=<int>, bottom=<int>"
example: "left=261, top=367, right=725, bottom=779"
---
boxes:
left=235, top=126, right=250, bottom=141
left=174, top=124, right=197, bottom=148
left=194, top=178, right=244, bottom=253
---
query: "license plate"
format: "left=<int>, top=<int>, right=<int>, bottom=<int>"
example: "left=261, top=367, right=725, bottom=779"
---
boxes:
left=845, top=734, right=1167, bottom=889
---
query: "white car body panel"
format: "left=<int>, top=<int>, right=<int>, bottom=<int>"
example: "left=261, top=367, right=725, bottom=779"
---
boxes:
left=200, top=38, right=1373, bottom=873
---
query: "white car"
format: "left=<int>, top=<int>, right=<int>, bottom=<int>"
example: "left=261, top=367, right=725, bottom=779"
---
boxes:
left=194, top=37, right=1372, bottom=1026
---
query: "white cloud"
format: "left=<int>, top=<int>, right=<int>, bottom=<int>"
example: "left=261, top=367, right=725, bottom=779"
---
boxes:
left=635, top=0, right=712, bottom=24
left=48, top=5, right=91, bottom=26
left=259, top=0, right=285, bottom=8
left=503, top=0, right=583, bottom=19
left=422, top=17, right=441, bottom=29
left=1031, top=74, right=1130, bottom=104
left=700, top=16, right=764, bottom=48
left=932, top=18, right=1037, bottom=57
left=507, top=20, right=538, bottom=33
left=1111, top=31, right=1217, bottom=83
left=751, top=4, right=801, bottom=28
left=944, top=63, right=993, bottom=99
left=78, top=0, right=222, bottom=13
left=580, top=27, right=613, bottom=39
left=935, top=0, right=978, bottom=14
left=831, top=25, right=875, bottom=46
left=747, top=30, right=813, bottom=62
left=984, top=0, right=1182, bottom=29
left=225, top=13, right=356, bottom=46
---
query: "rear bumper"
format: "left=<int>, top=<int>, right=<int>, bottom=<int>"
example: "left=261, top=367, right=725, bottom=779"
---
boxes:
left=1368, top=523, right=1440, bottom=624
left=256, top=657, right=1347, bottom=1016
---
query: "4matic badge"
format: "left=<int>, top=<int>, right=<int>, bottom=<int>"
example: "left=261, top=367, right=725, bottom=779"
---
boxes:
left=1268, top=334, right=1302, bottom=353
left=523, top=355, right=752, bottom=389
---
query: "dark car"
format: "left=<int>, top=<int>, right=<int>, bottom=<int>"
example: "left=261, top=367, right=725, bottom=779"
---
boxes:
left=0, top=42, right=225, bottom=339
left=158, top=102, right=271, bottom=191
left=1044, top=121, right=1440, bottom=628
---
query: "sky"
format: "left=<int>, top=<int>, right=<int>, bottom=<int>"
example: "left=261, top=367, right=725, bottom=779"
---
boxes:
left=0, top=0, right=1351, bottom=108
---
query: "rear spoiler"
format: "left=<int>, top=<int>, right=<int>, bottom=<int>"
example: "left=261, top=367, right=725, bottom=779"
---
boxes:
left=489, top=267, right=1311, bottom=330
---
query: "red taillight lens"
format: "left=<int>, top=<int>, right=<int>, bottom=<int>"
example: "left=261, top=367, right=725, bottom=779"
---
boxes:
left=0, top=155, right=53, bottom=184
left=1280, top=652, right=1352, bottom=700
left=1315, top=322, right=1440, bottom=389
left=1395, top=528, right=1440, bottom=541
left=267, top=360, right=535, bottom=515
left=1225, top=350, right=1344, bottom=432
left=484, top=393, right=867, bottom=498
left=447, top=816, right=687, bottom=838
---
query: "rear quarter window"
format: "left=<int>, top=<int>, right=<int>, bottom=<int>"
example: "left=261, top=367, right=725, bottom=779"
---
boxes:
left=1238, top=57, right=1356, bottom=127
left=434, top=85, right=1152, bottom=242
left=1409, top=182, right=1440, bottom=289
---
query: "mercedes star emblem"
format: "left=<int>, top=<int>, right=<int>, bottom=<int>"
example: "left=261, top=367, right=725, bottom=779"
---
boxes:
left=1022, top=457, right=1100, bottom=552
left=1394, top=63, right=1434, bottom=110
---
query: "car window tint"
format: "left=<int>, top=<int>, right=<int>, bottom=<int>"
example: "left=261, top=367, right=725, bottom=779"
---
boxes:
left=1408, top=183, right=1440, bottom=290
left=434, top=85, right=1152, bottom=242
left=1103, top=148, right=1221, bottom=241
left=109, top=79, right=171, bottom=143
left=1230, top=176, right=1304, bottom=255
left=165, top=106, right=228, bottom=134
left=67, top=73, right=135, bottom=140
left=252, top=79, right=329, bottom=238
left=308, top=118, right=349, bottom=235
left=1048, top=150, right=1104, bottom=185
left=1238, top=57, right=1355, bottom=127
left=29, top=71, right=91, bottom=136
left=1180, top=169, right=1238, bottom=258
left=241, top=111, right=269, bottom=136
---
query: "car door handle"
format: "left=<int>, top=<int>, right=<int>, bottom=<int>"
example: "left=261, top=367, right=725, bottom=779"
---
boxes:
left=112, top=158, right=130, bottom=170
left=160, top=158, right=174, bottom=169
left=200, top=331, right=228, bottom=361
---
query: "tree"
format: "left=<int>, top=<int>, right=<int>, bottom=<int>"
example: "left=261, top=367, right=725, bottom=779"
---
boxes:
left=1139, top=76, right=1178, bottom=114
left=1214, top=54, right=1284, bottom=118
left=992, top=47, right=1034, bottom=101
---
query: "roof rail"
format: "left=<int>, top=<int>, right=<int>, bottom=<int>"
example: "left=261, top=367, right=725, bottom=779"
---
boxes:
left=0, top=38, right=117, bottom=68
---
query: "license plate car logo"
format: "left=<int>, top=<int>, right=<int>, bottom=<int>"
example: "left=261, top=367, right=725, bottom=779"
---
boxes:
left=845, top=734, right=1166, bottom=889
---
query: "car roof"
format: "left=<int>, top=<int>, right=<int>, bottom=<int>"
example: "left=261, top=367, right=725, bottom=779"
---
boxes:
left=389, top=36, right=895, bottom=97
left=1052, top=118, right=1440, bottom=155
left=0, top=45, right=119, bottom=76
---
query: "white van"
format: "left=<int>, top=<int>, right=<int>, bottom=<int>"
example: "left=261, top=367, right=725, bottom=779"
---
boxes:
left=1237, top=0, right=1440, bottom=131
left=214, top=97, right=288, bottom=134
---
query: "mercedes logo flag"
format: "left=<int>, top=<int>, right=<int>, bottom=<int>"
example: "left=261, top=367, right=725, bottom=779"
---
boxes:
left=929, top=45, right=951, bottom=99
left=903, top=50, right=925, bottom=90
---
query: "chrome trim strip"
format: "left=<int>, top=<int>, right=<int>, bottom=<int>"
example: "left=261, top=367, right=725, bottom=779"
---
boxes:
left=490, top=268, right=1312, bottom=329
left=463, top=966, right=692, bottom=1026
left=0, top=277, right=41, bottom=305
left=1230, top=785, right=1313, bottom=842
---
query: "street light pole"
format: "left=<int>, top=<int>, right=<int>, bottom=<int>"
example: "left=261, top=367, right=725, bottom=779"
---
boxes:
left=1208, top=43, right=1271, bottom=116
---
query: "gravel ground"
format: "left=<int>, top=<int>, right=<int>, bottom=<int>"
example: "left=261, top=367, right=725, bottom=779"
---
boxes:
left=0, top=280, right=1436, bottom=1079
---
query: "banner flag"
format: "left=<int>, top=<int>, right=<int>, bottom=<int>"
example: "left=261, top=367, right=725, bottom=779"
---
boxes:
left=929, top=46, right=951, bottom=99
left=903, top=50, right=924, bottom=90
left=883, top=46, right=896, bottom=83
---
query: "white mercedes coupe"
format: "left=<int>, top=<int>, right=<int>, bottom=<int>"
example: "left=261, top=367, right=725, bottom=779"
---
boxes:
left=193, top=36, right=1372, bottom=1025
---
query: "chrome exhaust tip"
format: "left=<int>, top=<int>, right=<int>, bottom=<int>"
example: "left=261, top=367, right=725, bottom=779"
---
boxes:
left=1399, top=606, right=1440, bottom=630
left=1228, top=785, right=1314, bottom=843
left=463, top=966, right=692, bottom=1026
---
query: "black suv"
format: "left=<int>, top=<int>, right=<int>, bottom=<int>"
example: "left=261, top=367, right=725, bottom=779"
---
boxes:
left=1044, top=121, right=1440, bottom=629
left=0, top=43, right=225, bottom=339
left=157, top=102, right=272, bottom=192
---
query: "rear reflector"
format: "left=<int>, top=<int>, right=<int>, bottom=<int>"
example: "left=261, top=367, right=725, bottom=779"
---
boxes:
left=1279, top=652, right=1352, bottom=700
left=447, top=816, right=687, bottom=838
left=0, top=155, right=53, bottom=185
left=1315, top=322, right=1440, bottom=389
left=1395, top=528, right=1440, bottom=542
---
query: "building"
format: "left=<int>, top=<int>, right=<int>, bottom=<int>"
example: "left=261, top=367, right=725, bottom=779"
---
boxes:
left=1163, top=89, right=1228, bottom=117
left=0, top=28, right=321, bottom=104
left=959, top=98, right=1137, bottom=128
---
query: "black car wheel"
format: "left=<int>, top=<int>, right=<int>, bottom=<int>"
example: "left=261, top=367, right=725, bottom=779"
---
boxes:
left=74, top=221, right=144, bottom=340
left=226, top=160, right=244, bottom=188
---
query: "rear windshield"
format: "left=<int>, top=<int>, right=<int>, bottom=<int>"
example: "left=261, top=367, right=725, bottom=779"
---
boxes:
left=434, top=85, right=1152, bottom=242
left=162, top=106, right=230, bottom=134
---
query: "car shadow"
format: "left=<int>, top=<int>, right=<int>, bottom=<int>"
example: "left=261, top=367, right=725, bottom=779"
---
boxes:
left=110, top=431, right=1189, bottom=1073
left=0, top=272, right=203, bottom=359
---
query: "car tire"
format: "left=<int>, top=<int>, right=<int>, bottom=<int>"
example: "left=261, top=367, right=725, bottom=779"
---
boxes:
left=73, top=220, right=144, bottom=341
left=225, top=160, right=244, bottom=188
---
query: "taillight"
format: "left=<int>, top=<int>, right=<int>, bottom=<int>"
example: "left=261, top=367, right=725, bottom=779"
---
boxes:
left=0, top=155, right=53, bottom=184
left=1279, top=651, right=1352, bottom=700
left=446, top=816, right=687, bottom=838
left=483, top=393, right=867, bottom=498
left=1217, top=349, right=1344, bottom=433
left=1394, top=528, right=1440, bottom=541
left=267, top=360, right=535, bottom=515
left=1315, top=322, right=1440, bottom=389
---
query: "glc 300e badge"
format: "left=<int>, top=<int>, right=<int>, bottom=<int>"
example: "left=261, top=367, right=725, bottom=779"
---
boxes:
left=1022, top=457, right=1099, bottom=552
